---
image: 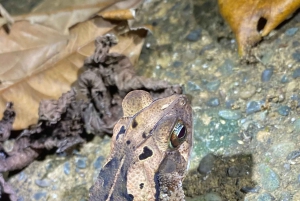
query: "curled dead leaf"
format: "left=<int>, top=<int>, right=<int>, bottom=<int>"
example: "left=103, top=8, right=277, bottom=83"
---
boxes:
left=218, top=0, right=300, bottom=56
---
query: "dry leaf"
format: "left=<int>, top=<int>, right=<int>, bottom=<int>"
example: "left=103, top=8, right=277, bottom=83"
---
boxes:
left=218, top=0, right=300, bottom=56
left=2, top=0, right=141, bottom=35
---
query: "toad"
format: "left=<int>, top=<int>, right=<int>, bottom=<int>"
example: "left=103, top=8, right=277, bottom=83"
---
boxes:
left=89, top=90, right=193, bottom=201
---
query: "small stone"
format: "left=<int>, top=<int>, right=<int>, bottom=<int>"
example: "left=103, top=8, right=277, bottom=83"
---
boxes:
left=76, top=157, right=87, bottom=169
left=205, top=80, right=221, bottom=92
left=204, top=192, right=222, bottom=201
left=286, top=150, right=300, bottom=160
left=206, top=97, right=220, bottom=107
left=227, top=165, right=249, bottom=177
left=63, top=162, right=71, bottom=175
left=257, top=164, right=280, bottom=191
left=285, top=27, right=298, bottom=36
left=35, top=179, right=51, bottom=188
left=293, top=119, right=300, bottom=131
left=293, top=41, right=300, bottom=48
left=283, top=163, right=291, bottom=171
left=246, top=101, right=262, bottom=115
left=240, top=186, right=260, bottom=193
left=218, top=59, right=234, bottom=76
left=172, top=61, right=183, bottom=68
left=292, top=67, right=300, bottom=79
left=225, top=100, right=235, bottom=108
left=93, top=156, right=104, bottom=169
left=257, top=193, right=275, bottom=201
left=270, top=142, right=296, bottom=159
left=280, top=192, right=292, bottom=201
left=197, top=153, right=215, bottom=174
left=281, top=75, right=289, bottom=83
left=186, top=29, right=201, bottom=41
left=261, top=68, right=273, bottom=82
left=218, top=110, right=241, bottom=120
left=256, top=131, right=271, bottom=142
left=186, top=81, right=202, bottom=91
left=33, top=192, right=47, bottom=200
left=18, top=171, right=26, bottom=181
left=292, top=51, right=300, bottom=62
left=240, top=85, right=256, bottom=99
left=278, top=106, right=290, bottom=116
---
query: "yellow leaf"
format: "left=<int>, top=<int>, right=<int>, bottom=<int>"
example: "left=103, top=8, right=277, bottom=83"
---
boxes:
left=218, top=0, right=300, bottom=56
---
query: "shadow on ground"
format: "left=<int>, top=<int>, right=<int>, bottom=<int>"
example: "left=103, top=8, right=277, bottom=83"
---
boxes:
left=184, top=154, right=255, bottom=201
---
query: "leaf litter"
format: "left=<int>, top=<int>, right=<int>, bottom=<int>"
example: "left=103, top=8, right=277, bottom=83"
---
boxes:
left=0, top=0, right=144, bottom=129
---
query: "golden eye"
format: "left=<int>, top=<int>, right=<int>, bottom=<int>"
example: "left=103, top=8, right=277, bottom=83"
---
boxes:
left=169, top=120, right=187, bottom=149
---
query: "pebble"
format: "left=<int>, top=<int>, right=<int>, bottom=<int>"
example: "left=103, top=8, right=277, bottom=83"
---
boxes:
left=270, top=142, right=295, bottom=159
left=293, top=119, right=300, bottom=131
left=225, top=100, right=235, bottom=108
left=278, top=106, right=290, bottom=116
left=257, top=193, right=275, bottom=201
left=292, top=51, right=300, bottom=62
left=218, top=59, right=234, bottom=76
left=256, top=131, right=271, bottom=142
left=186, top=29, right=202, bottom=41
left=186, top=81, right=202, bottom=91
left=286, top=150, right=300, bottom=160
left=283, top=163, right=291, bottom=171
left=93, top=156, right=104, bottom=169
left=293, top=41, right=300, bottom=48
left=204, top=192, right=222, bottom=201
left=18, top=171, right=26, bottom=181
left=35, top=179, right=51, bottom=188
left=172, top=61, right=183, bottom=68
left=76, top=158, right=87, bottom=169
left=33, top=192, right=47, bottom=200
left=246, top=101, right=262, bottom=115
left=227, top=165, right=249, bottom=177
left=205, top=80, right=221, bottom=92
left=240, top=186, right=260, bottom=193
left=206, top=97, right=220, bottom=107
left=280, top=192, right=292, bottom=201
left=240, top=85, right=256, bottom=99
left=218, top=110, right=241, bottom=120
left=292, top=67, right=300, bottom=79
left=197, top=153, right=215, bottom=174
left=63, top=162, right=71, bottom=175
left=261, top=68, right=273, bottom=82
left=285, top=27, right=298, bottom=36
left=281, top=75, right=289, bottom=83
left=257, top=163, right=280, bottom=191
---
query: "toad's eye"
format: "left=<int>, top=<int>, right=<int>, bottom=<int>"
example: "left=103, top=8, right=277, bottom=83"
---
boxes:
left=169, top=120, right=187, bottom=149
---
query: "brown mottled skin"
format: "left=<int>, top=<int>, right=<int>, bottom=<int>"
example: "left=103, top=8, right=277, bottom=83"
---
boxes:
left=89, top=90, right=193, bottom=201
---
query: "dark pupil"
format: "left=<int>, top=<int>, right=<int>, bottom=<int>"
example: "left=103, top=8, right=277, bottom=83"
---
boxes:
left=178, top=126, right=186, bottom=138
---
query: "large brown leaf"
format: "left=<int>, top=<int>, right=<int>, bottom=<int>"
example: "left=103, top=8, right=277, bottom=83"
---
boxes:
left=1, top=0, right=123, bottom=34
left=0, top=0, right=145, bottom=130
left=218, top=0, right=300, bottom=56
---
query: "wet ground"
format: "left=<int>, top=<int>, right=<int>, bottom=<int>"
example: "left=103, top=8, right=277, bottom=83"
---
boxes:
left=4, top=0, right=300, bottom=200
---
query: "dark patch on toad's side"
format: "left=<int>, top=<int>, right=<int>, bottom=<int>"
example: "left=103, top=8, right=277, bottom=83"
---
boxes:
left=139, top=146, right=153, bottom=160
left=116, top=125, right=126, bottom=140
left=132, top=119, right=138, bottom=128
